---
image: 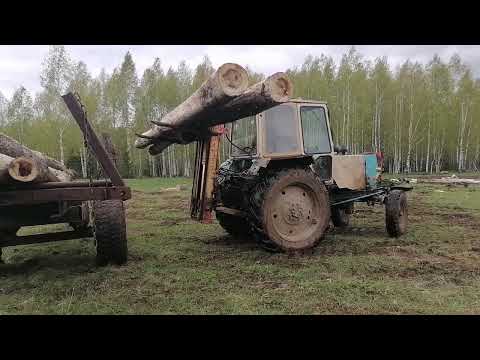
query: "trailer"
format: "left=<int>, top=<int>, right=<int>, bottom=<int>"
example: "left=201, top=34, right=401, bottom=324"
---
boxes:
left=0, top=93, right=131, bottom=266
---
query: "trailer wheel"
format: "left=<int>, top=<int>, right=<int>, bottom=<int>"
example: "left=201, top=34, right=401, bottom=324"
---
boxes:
left=93, top=200, right=127, bottom=266
left=216, top=212, right=251, bottom=239
left=332, top=203, right=354, bottom=228
left=385, top=190, right=408, bottom=237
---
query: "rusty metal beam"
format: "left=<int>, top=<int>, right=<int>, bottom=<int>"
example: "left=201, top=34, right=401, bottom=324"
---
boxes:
left=0, top=229, right=93, bottom=247
left=62, top=92, right=124, bottom=187
left=0, top=186, right=131, bottom=206
left=0, top=180, right=114, bottom=191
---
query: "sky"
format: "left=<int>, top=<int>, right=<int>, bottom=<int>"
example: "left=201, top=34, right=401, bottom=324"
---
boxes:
left=0, top=45, right=479, bottom=100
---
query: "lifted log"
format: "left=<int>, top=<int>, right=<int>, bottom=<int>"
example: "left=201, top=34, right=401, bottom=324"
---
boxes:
left=215, top=72, right=293, bottom=121
left=146, top=72, right=293, bottom=156
left=135, top=63, right=249, bottom=149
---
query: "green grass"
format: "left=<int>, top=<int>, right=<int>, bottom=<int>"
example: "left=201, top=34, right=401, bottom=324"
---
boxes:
left=125, top=177, right=191, bottom=192
left=2, top=176, right=480, bottom=314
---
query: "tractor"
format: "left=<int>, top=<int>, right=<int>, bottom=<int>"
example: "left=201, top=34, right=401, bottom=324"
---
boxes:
left=191, top=99, right=412, bottom=252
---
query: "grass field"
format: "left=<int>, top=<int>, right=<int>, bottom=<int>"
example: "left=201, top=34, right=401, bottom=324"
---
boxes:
left=1, top=175, right=480, bottom=314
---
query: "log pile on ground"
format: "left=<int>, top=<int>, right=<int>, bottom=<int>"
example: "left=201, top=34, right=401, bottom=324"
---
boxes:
left=135, top=63, right=293, bottom=155
left=0, top=133, right=75, bottom=185
left=419, top=177, right=480, bottom=186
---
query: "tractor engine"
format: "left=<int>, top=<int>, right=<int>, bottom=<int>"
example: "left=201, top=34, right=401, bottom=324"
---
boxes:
left=215, top=158, right=260, bottom=212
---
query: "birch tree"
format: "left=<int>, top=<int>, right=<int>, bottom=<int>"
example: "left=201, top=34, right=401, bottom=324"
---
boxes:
left=39, top=45, right=73, bottom=165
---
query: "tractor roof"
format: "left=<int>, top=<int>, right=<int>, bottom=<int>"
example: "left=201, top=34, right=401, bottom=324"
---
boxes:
left=289, top=98, right=328, bottom=105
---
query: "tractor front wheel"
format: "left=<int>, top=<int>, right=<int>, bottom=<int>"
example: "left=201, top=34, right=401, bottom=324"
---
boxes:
left=385, top=190, right=408, bottom=237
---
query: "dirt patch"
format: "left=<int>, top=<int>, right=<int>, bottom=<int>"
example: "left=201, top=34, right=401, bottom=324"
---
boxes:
left=436, top=212, right=480, bottom=230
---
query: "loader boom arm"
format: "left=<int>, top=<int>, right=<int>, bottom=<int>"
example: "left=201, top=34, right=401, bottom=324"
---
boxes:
left=190, top=125, right=226, bottom=223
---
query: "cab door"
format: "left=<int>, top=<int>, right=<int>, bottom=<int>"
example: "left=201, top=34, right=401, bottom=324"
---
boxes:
left=299, top=104, right=334, bottom=180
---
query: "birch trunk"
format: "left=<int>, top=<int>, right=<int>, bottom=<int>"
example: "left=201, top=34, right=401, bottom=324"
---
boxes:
left=426, top=118, right=431, bottom=173
left=59, top=128, right=65, bottom=165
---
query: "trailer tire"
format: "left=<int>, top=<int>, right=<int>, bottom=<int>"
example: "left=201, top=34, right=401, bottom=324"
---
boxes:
left=385, top=190, right=408, bottom=237
left=332, top=203, right=353, bottom=228
left=93, top=200, right=128, bottom=266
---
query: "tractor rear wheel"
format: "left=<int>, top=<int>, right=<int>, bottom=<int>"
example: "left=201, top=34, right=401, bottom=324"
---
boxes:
left=252, top=168, right=331, bottom=252
left=332, top=203, right=354, bottom=228
left=216, top=212, right=251, bottom=239
left=93, top=200, right=128, bottom=266
left=385, top=190, right=408, bottom=237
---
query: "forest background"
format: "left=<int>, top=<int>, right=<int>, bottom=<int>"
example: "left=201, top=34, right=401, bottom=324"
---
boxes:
left=1, top=45, right=478, bottom=178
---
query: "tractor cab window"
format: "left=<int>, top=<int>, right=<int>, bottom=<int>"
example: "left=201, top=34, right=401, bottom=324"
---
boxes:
left=300, top=106, right=331, bottom=154
left=264, top=104, right=300, bottom=154
left=231, top=115, right=257, bottom=156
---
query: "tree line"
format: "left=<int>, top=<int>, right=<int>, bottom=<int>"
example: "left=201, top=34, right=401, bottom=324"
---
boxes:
left=0, top=45, right=479, bottom=178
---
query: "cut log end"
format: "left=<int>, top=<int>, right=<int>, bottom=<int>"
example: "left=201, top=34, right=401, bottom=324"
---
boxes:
left=8, top=157, right=38, bottom=182
left=217, top=63, right=249, bottom=96
left=265, top=72, right=294, bottom=102
left=135, top=136, right=151, bottom=149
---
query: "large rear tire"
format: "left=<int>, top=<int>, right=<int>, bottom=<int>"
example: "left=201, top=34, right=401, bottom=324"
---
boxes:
left=251, top=168, right=331, bottom=252
left=93, top=200, right=128, bottom=266
left=385, top=190, right=408, bottom=237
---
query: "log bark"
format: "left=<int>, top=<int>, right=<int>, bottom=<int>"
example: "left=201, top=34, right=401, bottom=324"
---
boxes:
left=135, top=63, right=249, bottom=149
left=147, top=72, right=293, bottom=156
left=206, top=72, right=292, bottom=124
left=0, top=153, right=14, bottom=184
left=0, top=133, right=75, bottom=181
left=0, top=133, right=70, bottom=172
left=33, top=151, right=68, bottom=171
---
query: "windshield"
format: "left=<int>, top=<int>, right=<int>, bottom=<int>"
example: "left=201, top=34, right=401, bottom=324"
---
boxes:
left=264, top=104, right=301, bottom=154
left=231, top=115, right=257, bottom=156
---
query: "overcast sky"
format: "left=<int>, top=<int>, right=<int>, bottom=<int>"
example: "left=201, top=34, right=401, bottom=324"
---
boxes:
left=0, top=45, right=479, bottom=100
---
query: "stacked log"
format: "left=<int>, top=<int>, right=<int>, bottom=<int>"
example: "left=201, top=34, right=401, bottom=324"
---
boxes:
left=134, top=63, right=293, bottom=156
left=0, top=133, right=74, bottom=185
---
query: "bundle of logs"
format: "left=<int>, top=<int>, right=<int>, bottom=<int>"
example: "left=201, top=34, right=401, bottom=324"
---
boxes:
left=0, top=133, right=75, bottom=186
left=135, top=63, right=293, bottom=155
